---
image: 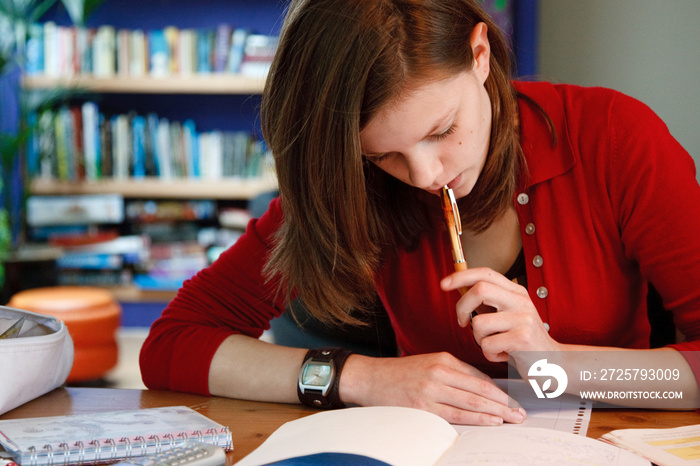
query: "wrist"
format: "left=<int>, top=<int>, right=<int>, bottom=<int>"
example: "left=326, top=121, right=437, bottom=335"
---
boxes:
left=338, top=353, right=374, bottom=406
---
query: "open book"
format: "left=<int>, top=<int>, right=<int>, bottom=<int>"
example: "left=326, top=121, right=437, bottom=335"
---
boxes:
left=601, top=423, right=700, bottom=466
left=0, top=406, right=232, bottom=466
left=236, top=406, right=648, bottom=466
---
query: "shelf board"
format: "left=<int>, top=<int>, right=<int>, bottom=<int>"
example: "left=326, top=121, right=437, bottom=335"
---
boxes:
left=22, top=74, right=266, bottom=94
left=30, top=176, right=278, bottom=200
left=106, top=285, right=177, bottom=303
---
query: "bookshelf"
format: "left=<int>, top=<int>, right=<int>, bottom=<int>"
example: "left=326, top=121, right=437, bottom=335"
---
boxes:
left=30, top=177, right=277, bottom=200
left=15, top=0, right=285, bottom=321
left=22, top=75, right=266, bottom=95
left=24, top=0, right=284, bottom=195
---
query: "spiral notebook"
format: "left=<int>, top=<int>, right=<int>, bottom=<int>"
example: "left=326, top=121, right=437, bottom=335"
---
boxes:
left=0, top=406, right=233, bottom=466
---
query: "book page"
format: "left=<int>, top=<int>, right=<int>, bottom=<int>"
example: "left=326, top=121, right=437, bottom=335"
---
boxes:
left=235, top=406, right=458, bottom=466
left=436, top=426, right=650, bottom=465
left=601, top=424, right=700, bottom=466
left=451, top=379, right=591, bottom=435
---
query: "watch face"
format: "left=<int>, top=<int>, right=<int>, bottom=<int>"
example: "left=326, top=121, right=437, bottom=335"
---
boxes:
left=301, top=362, right=332, bottom=387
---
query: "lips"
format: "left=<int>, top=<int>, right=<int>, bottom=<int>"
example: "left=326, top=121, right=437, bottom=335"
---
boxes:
left=446, top=174, right=462, bottom=191
left=428, top=174, right=463, bottom=196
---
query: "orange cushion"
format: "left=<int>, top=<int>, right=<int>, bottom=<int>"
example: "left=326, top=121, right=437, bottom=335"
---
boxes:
left=8, top=286, right=122, bottom=382
left=70, top=341, right=120, bottom=382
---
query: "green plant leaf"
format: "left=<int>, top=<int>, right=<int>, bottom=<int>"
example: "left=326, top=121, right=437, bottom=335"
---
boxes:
left=27, top=0, right=60, bottom=23
left=0, top=0, right=57, bottom=21
left=59, top=0, right=104, bottom=25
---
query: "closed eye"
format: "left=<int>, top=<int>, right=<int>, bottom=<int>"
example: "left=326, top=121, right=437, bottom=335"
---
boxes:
left=430, top=124, right=457, bottom=141
left=364, top=153, right=390, bottom=163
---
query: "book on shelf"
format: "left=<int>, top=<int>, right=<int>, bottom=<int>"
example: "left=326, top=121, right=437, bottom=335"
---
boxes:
left=178, top=29, right=198, bottom=75
left=29, top=104, right=271, bottom=183
left=0, top=406, right=233, bottom=466
left=56, top=251, right=127, bottom=270
left=42, top=21, right=59, bottom=77
left=164, top=26, right=180, bottom=74
left=156, top=116, right=173, bottom=179
left=25, top=22, right=277, bottom=79
left=58, top=268, right=134, bottom=287
left=214, top=24, right=233, bottom=73
left=196, top=28, right=216, bottom=74
left=93, top=24, right=116, bottom=77
left=183, top=119, right=199, bottom=178
left=148, top=29, right=169, bottom=77
left=145, top=113, right=160, bottom=176
left=226, top=28, right=249, bottom=74
left=81, top=101, right=101, bottom=180
left=25, top=23, right=44, bottom=76
left=236, top=406, right=648, bottom=466
left=129, top=29, right=147, bottom=76
left=131, top=115, right=146, bottom=178
left=110, top=113, right=130, bottom=179
left=52, top=234, right=150, bottom=287
left=240, top=34, right=279, bottom=78
left=26, top=194, right=124, bottom=227
left=76, top=26, right=94, bottom=75
left=99, top=113, right=113, bottom=178
left=116, top=28, right=130, bottom=77
left=126, top=199, right=217, bottom=223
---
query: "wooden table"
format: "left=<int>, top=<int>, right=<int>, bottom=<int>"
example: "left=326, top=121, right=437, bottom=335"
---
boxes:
left=1, top=387, right=699, bottom=464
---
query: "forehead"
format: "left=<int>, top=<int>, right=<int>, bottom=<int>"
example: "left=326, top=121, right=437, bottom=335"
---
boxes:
left=360, top=73, right=467, bottom=151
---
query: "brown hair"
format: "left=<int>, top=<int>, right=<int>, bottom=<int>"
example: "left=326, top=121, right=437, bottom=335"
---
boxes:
left=261, top=0, right=521, bottom=325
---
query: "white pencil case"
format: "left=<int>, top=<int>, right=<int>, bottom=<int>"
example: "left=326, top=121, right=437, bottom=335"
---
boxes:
left=0, top=305, right=74, bottom=415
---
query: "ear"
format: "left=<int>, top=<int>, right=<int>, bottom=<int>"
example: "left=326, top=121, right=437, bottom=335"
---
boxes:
left=470, top=22, right=490, bottom=84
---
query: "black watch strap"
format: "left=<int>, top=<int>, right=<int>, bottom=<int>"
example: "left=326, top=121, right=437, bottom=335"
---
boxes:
left=297, top=347, right=353, bottom=409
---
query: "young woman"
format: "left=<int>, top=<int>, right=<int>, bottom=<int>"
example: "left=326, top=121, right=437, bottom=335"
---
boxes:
left=140, top=0, right=700, bottom=426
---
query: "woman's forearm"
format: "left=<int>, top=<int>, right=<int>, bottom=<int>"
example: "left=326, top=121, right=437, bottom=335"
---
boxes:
left=208, top=334, right=308, bottom=403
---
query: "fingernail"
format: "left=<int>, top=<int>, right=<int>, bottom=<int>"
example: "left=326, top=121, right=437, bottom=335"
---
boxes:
left=491, top=416, right=504, bottom=426
left=510, top=409, right=526, bottom=423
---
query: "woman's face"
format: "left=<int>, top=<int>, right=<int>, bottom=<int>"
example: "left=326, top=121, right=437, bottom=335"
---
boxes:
left=360, top=69, right=492, bottom=200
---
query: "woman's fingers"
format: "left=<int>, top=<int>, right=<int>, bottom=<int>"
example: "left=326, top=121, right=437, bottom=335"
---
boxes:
left=351, top=352, right=526, bottom=426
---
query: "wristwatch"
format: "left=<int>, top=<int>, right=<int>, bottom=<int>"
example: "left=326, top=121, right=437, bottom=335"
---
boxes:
left=297, top=347, right=353, bottom=409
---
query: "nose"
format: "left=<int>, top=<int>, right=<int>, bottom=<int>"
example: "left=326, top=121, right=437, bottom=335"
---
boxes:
left=405, top=149, right=443, bottom=190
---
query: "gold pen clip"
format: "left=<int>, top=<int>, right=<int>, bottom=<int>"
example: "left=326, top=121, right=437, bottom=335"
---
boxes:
left=444, top=186, right=461, bottom=236
left=441, top=185, right=466, bottom=266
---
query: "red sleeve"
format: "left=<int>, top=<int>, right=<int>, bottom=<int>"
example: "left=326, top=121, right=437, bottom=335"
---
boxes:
left=607, top=93, right=700, bottom=355
left=139, top=197, right=287, bottom=395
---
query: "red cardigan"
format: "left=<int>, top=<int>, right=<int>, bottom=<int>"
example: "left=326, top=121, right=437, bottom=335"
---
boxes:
left=140, top=81, right=700, bottom=395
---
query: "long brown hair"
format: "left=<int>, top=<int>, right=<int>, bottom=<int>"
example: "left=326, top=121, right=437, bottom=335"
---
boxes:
left=261, top=0, right=521, bottom=325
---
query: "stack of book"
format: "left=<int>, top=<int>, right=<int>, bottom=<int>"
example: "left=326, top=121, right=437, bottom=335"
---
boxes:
left=26, top=194, right=134, bottom=286
left=25, top=22, right=278, bottom=78
left=54, top=234, right=149, bottom=287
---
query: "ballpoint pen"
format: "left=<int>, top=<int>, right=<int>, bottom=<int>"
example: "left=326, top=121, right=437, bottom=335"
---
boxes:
left=441, top=185, right=468, bottom=296
left=0, top=315, right=26, bottom=339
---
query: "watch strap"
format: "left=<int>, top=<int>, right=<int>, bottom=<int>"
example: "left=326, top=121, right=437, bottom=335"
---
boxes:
left=297, top=347, right=353, bottom=409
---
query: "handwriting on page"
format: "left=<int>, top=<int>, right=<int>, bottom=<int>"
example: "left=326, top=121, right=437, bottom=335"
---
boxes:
left=437, top=426, right=648, bottom=466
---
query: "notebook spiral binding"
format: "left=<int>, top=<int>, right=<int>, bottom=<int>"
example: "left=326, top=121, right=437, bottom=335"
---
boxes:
left=25, top=427, right=232, bottom=466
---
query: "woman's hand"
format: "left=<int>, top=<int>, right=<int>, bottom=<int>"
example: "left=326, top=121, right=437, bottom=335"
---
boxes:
left=441, top=267, right=562, bottom=362
left=340, top=352, right=526, bottom=426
